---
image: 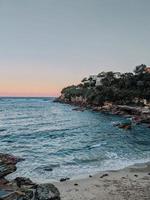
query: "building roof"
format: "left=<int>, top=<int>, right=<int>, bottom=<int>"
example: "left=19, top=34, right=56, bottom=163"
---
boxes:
left=145, top=67, right=150, bottom=73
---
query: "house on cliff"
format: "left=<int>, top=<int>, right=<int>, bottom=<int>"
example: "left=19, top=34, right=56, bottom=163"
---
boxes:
left=82, top=72, right=121, bottom=87
left=145, top=67, right=150, bottom=73
left=82, top=75, right=104, bottom=86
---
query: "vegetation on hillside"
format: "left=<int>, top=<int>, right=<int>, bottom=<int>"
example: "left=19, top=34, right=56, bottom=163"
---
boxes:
left=60, top=64, right=150, bottom=106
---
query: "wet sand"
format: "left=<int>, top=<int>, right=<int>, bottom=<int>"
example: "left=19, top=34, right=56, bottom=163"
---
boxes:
left=54, top=162, right=150, bottom=200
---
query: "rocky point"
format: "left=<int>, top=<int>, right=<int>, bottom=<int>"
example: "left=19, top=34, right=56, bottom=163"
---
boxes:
left=0, top=153, right=60, bottom=200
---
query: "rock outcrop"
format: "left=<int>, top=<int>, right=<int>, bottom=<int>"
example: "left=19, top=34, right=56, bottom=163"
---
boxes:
left=0, top=153, right=60, bottom=200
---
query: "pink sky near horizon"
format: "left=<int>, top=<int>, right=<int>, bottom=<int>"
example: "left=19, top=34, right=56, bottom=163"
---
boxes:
left=0, top=87, right=59, bottom=97
left=0, top=62, right=83, bottom=97
left=0, top=86, right=60, bottom=97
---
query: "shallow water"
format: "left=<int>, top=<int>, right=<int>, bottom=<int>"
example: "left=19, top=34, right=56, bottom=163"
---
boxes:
left=0, top=97, right=150, bottom=182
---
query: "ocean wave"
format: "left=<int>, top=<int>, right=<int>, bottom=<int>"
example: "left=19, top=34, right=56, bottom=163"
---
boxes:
left=1, top=97, right=150, bottom=181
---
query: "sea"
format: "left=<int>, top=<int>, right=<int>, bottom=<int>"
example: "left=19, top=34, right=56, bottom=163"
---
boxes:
left=0, top=97, right=150, bottom=182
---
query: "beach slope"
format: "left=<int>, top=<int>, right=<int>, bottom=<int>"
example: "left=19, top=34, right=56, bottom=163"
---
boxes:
left=54, top=163, right=150, bottom=200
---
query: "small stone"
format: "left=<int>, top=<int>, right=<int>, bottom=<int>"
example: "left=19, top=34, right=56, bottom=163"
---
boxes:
left=100, top=174, right=109, bottom=178
left=89, top=175, right=92, bottom=178
left=60, top=177, right=70, bottom=182
left=74, top=183, right=78, bottom=186
left=43, top=167, right=53, bottom=172
left=134, top=174, right=138, bottom=177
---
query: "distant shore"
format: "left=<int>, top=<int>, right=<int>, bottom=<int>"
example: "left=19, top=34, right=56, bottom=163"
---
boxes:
left=55, top=66, right=150, bottom=128
left=55, top=97, right=150, bottom=127
left=54, top=162, right=150, bottom=200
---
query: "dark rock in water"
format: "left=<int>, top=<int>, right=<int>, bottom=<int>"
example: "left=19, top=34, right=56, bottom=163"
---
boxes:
left=35, top=184, right=60, bottom=200
left=0, top=153, right=25, bottom=178
left=118, top=124, right=132, bottom=130
left=60, top=177, right=70, bottom=182
left=0, top=153, right=17, bottom=165
left=100, top=174, right=109, bottom=178
left=0, top=153, right=25, bottom=165
left=72, top=107, right=85, bottom=112
left=43, top=167, right=53, bottom=172
left=14, top=177, right=36, bottom=188
left=36, top=164, right=60, bottom=172
left=0, top=178, right=8, bottom=185
left=0, top=163, right=16, bottom=178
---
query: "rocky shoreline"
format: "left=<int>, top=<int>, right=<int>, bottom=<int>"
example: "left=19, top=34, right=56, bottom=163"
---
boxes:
left=0, top=153, right=60, bottom=200
left=54, top=97, right=150, bottom=126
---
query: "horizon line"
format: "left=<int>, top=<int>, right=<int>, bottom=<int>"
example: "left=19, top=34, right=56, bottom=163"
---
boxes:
left=0, top=96, right=58, bottom=98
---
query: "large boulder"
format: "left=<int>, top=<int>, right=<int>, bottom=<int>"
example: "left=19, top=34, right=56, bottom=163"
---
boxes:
left=0, top=153, right=24, bottom=165
left=35, top=184, right=60, bottom=200
left=0, top=154, right=25, bottom=178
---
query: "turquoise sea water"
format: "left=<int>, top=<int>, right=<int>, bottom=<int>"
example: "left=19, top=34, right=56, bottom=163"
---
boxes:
left=0, top=97, right=150, bottom=182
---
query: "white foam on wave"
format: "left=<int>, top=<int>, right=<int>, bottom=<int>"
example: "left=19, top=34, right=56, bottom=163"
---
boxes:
left=106, top=152, right=119, bottom=159
left=91, top=142, right=107, bottom=148
left=98, top=157, right=150, bottom=172
left=91, top=144, right=102, bottom=148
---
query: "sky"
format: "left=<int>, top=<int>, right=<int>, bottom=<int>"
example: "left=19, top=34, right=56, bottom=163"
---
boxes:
left=0, top=0, right=150, bottom=97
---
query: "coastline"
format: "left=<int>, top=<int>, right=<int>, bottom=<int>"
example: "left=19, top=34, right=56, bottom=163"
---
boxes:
left=54, top=97, right=150, bottom=126
left=0, top=153, right=149, bottom=200
left=54, top=162, right=150, bottom=200
left=1, top=99, right=150, bottom=199
left=52, top=99, right=150, bottom=199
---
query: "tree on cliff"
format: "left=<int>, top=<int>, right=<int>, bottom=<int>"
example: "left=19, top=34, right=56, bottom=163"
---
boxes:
left=134, top=64, right=147, bottom=75
left=60, top=64, right=150, bottom=105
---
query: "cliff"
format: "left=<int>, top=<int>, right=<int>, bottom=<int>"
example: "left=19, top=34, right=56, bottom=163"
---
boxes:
left=56, top=64, right=150, bottom=107
left=55, top=65, right=150, bottom=124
